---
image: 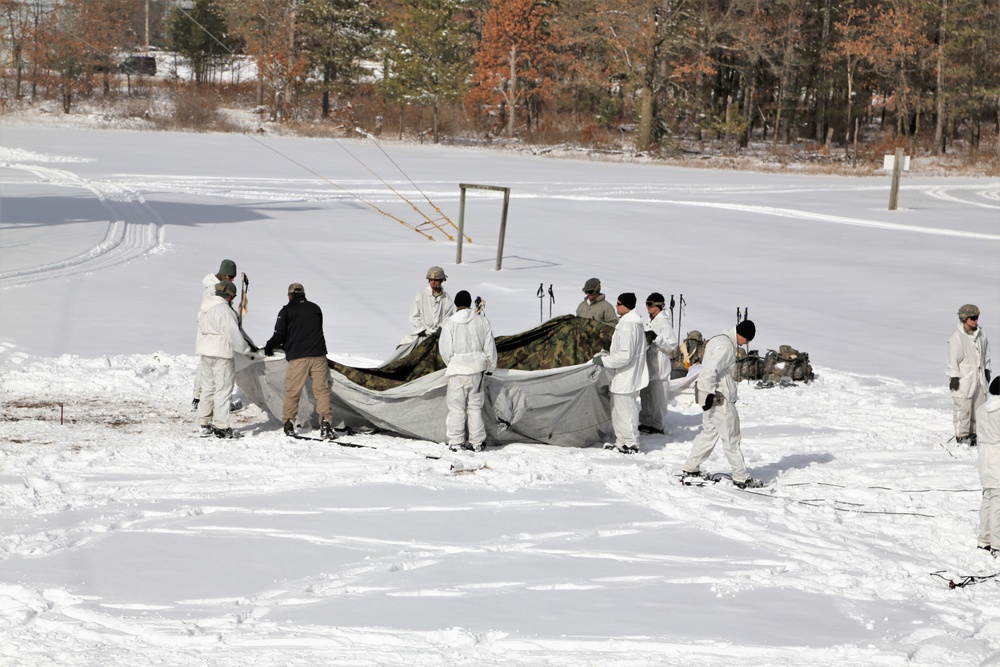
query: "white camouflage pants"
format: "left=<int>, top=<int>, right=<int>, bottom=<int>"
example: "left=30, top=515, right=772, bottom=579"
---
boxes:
left=954, top=388, right=986, bottom=439
left=980, top=488, right=1000, bottom=550
left=639, top=379, right=670, bottom=431
left=683, top=394, right=749, bottom=483
left=446, top=373, right=486, bottom=447
left=611, top=391, right=640, bottom=448
left=196, top=356, right=236, bottom=429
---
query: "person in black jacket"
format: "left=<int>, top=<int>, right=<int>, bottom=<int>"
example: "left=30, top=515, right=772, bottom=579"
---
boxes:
left=264, top=283, right=335, bottom=439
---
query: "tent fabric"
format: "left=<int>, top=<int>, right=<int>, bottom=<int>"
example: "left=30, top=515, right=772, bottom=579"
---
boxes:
left=236, top=315, right=618, bottom=447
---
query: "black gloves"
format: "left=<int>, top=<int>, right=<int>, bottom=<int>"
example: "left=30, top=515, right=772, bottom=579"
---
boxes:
left=644, top=330, right=657, bottom=344
left=264, top=343, right=274, bottom=357
left=987, top=370, right=993, bottom=383
left=702, top=393, right=715, bottom=411
left=949, top=377, right=960, bottom=391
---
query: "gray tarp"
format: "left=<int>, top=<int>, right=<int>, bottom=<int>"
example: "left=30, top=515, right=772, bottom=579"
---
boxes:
left=236, top=315, right=616, bottom=447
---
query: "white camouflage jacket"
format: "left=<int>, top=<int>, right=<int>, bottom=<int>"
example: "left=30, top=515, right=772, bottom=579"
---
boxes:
left=439, top=309, right=497, bottom=377
left=196, top=296, right=251, bottom=360
left=410, top=286, right=455, bottom=333
left=601, top=308, right=649, bottom=394
left=697, top=327, right=741, bottom=404
left=645, top=311, right=677, bottom=381
left=947, top=323, right=991, bottom=398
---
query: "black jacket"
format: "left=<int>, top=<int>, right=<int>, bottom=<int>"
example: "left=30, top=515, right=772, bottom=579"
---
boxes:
left=265, top=296, right=328, bottom=361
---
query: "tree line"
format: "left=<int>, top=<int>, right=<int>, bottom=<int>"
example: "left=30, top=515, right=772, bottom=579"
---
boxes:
left=2, top=0, right=998, bottom=157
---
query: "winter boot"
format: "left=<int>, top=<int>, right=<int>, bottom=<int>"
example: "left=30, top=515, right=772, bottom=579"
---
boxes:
left=320, top=420, right=337, bottom=440
left=199, top=424, right=214, bottom=438
left=464, top=442, right=484, bottom=452
left=638, top=425, right=664, bottom=435
left=734, top=477, right=764, bottom=489
left=214, top=427, right=244, bottom=439
left=448, top=443, right=462, bottom=452
left=283, top=420, right=295, bottom=437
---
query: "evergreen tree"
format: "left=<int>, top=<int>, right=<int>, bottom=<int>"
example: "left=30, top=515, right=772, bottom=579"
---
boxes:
left=296, top=0, right=382, bottom=119
left=167, top=0, right=231, bottom=85
left=382, top=0, right=474, bottom=142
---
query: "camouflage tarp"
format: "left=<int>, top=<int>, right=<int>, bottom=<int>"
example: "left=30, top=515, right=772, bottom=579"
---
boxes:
left=236, top=315, right=618, bottom=447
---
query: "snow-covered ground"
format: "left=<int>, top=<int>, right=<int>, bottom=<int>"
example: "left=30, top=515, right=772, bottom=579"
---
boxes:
left=1, top=126, right=999, bottom=665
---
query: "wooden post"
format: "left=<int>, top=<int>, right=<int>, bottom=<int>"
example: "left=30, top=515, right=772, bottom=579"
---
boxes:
left=888, top=147, right=904, bottom=211
left=496, top=188, right=510, bottom=271
left=456, top=187, right=467, bottom=264
left=457, top=183, right=511, bottom=271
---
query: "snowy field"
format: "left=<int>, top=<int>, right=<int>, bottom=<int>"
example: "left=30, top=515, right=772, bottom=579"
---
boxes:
left=1, top=125, right=999, bottom=665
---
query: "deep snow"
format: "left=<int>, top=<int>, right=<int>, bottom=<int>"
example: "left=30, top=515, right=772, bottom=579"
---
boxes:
left=1, top=125, right=999, bottom=665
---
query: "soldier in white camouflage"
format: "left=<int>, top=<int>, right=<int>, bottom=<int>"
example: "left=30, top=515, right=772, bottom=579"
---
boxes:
left=949, top=304, right=992, bottom=445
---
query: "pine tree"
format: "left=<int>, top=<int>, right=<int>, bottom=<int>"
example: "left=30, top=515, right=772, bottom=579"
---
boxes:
left=382, top=0, right=474, bottom=142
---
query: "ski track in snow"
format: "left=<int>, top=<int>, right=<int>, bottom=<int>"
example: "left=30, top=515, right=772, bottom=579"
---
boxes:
left=0, top=161, right=166, bottom=288
left=1, top=353, right=998, bottom=665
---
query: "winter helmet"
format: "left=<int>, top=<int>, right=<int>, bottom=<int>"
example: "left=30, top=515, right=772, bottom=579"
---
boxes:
left=958, top=304, right=980, bottom=321
left=583, top=277, right=601, bottom=293
left=287, top=283, right=305, bottom=296
left=646, top=292, right=665, bottom=308
left=215, top=280, right=237, bottom=299
left=426, top=266, right=447, bottom=281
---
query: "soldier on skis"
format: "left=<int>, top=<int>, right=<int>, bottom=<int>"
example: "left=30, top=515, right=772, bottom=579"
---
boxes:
left=681, top=319, right=763, bottom=489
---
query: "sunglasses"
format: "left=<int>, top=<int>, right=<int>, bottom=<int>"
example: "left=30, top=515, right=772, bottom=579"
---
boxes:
left=584, top=289, right=596, bottom=295
left=968, top=315, right=979, bottom=321
left=646, top=301, right=663, bottom=307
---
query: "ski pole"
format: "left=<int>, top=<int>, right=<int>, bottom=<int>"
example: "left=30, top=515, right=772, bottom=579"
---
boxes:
left=677, top=294, right=685, bottom=342
left=669, top=294, right=675, bottom=329
left=548, top=284, right=554, bottom=320
left=537, top=283, right=544, bottom=323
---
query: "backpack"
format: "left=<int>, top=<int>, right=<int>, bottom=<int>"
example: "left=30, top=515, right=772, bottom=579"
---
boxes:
left=760, top=345, right=814, bottom=384
left=671, top=330, right=706, bottom=372
left=735, top=347, right=764, bottom=381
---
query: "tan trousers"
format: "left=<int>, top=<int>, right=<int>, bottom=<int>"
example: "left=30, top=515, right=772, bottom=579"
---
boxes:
left=283, top=356, right=333, bottom=424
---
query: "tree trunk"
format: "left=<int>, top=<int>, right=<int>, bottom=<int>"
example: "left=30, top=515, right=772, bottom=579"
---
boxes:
left=933, top=0, right=947, bottom=155
left=505, top=46, right=518, bottom=138
left=636, top=83, right=654, bottom=152
left=433, top=101, right=440, bottom=143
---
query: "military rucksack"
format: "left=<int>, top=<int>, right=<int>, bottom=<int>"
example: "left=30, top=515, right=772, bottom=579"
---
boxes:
left=760, top=345, right=814, bottom=384
left=735, top=347, right=764, bottom=381
left=671, top=330, right=706, bottom=372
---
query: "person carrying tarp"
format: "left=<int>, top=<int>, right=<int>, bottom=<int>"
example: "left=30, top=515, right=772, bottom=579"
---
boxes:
left=439, top=290, right=497, bottom=452
left=193, top=259, right=238, bottom=410
left=575, top=277, right=618, bottom=325
left=410, top=266, right=455, bottom=337
left=948, top=304, right=992, bottom=446
left=593, top=293, right=648, bottom=454
left=264, top=283, right=336, bottom=440
left=196, top=280, right=252, bottom=439
left=639, top=292, right=677, bottom=435
left=682, top=320, right=763, bottom=489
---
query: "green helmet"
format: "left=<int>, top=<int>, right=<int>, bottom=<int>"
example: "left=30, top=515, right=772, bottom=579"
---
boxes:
left=215, top=280, right=237, bottom=299
left=426, top=266, right=447, bottom=281
left=958, top=304, right=980, bottom=321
